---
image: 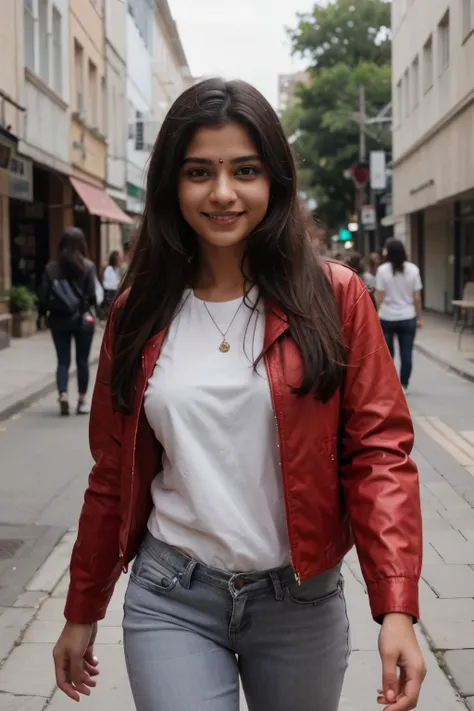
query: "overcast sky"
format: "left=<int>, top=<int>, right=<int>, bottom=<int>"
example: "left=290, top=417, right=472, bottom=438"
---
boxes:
left=168, top=0, right=317, bottom=107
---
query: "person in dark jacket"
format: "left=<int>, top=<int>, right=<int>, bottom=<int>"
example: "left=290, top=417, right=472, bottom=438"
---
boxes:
left=38, top=227, right=96, bottom=416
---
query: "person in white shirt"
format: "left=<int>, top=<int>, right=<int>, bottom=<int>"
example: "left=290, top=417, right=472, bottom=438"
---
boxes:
left=101, top=250, right=121, bottom=317
left=375, top=239, right=423, bottom=390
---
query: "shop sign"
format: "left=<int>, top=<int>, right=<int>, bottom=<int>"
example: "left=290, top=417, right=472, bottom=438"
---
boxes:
left=0, top=136, right=33, bottom=202
left=361, top=204, right=377, bottom=230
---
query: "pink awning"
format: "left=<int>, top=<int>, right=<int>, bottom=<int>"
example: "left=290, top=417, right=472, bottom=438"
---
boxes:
left=70, top=177, right=133, bottom=224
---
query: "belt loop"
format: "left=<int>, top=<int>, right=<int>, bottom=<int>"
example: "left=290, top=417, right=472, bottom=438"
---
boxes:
left=269, top=571, right=284, bottom=601
left=179, top=560, right=197, bottom=589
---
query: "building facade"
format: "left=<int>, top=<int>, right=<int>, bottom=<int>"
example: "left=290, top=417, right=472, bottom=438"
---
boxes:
left=69, top=0, right=130, bottom=269
left=126, top=0, right=191, bottom=220
left=392, top=0, right=474, bottom=312
left=104, top=0, right=128, bottom=255
left=277, top=71, right=310, bottom=115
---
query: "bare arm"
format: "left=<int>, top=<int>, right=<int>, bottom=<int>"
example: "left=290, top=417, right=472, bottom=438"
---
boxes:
left=375, top=289, right=385, bottom=310
left=413, top=291, right=422, bottom=326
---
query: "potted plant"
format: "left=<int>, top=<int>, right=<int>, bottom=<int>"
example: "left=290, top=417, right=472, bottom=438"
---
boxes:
left=0, top=291, right=9, bottom=315
left=8, top=286, right=37, bottom=338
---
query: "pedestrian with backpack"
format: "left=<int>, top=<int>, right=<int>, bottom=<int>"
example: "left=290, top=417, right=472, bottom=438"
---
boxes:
left=38, top=227, right=97, bottom=416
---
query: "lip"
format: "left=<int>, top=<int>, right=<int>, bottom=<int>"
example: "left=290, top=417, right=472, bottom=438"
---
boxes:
left=201, top=211, right=246, bottom=228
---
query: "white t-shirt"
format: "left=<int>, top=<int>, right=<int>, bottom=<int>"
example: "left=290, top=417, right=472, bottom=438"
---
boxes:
left=144, top=288, right=289, bottom=572
left=376, top=261, right=422, bottom=321
left=102, top=265, right=120, bottom=290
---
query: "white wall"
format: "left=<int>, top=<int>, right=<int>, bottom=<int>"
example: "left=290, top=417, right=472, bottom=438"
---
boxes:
left=20, top=0, right=70, bottom=173
left=126, top=11, right=153, bottom=208
left=105, top=0, right=127, bottom=197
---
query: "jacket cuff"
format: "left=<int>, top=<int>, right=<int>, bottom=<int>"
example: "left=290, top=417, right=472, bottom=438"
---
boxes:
left=367, top=577, right=420, bottom=624
left=64, top=586, right=114, bottom=625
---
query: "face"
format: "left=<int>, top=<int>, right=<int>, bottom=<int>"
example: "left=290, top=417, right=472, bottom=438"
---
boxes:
left=178, top=122, right=271, bottom=250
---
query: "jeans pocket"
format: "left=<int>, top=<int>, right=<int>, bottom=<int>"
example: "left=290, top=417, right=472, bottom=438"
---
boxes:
left=130, top=554, right=179, bottom=595
left=286, top=571, right=343, bottom=606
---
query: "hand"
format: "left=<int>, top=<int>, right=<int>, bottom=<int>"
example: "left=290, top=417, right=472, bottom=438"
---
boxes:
left=416, top=319, right=422, bottom=329
left=53, top=621, right=99, bottom=701
left=378, top=613, right=426, bottom=710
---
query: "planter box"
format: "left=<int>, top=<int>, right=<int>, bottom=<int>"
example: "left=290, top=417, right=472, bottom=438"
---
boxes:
left=0, top=313, right=12, bottom=349
left=11, top=311, right=36, bottom=339
left=0, top=299, right=9, bottom=316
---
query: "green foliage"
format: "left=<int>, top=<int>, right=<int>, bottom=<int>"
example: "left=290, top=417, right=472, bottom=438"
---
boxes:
left=8, top=286, right=37, bottom=314
left=283, top=0, right=392, bottom=229
left=289, top=0, right=391, bottom=70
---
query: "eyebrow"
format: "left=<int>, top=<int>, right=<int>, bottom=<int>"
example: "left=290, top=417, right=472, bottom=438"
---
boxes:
left=182, top=154, right=261, bottom=166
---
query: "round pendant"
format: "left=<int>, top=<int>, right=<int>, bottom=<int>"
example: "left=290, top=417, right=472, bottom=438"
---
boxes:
left=219, top=340, right=230, bottom=353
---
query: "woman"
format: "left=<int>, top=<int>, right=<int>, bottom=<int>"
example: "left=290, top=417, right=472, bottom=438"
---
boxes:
left=38, top=227, right=96, bottom=416
left=53, top=79, right=425, bottom=711
left=102, top=250, right=121, bottom=317
left=376, top=239, right=423, bottom=391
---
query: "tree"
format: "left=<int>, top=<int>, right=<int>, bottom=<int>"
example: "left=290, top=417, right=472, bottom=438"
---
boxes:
left=289, top=0, right=391, bottom=70
left=284, top=0, right=392, bottom=229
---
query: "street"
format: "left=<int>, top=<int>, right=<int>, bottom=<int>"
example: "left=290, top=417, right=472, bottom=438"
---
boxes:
left=0, top=349, right=473, bottom=710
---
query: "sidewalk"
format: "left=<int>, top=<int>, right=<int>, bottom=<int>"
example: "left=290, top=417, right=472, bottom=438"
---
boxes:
left=416, top=311, right=474, bottom=382
left=0, top=330, right=103, bottom=421
left=0, top=532, right=466, bottom=711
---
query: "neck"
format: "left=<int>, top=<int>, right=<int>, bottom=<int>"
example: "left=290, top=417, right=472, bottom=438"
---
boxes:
left=194, top=243, right=249, bottom=301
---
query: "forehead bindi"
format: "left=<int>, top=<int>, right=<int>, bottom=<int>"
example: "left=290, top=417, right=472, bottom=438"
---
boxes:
left=184, top=123, right=259, bottom=164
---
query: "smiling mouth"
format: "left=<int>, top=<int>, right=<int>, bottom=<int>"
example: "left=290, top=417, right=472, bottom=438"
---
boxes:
left=202, top=211, right=246, bottom=223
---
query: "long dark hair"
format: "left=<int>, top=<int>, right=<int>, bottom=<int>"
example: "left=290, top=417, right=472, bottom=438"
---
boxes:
left=57, top=226, right=87, bottom=279
left=109, top=250, right=120, bottom=268
left=346, top=252, right=364, bottom=276
left=112, top=78, right=346, bottom=413
left=385, top=238, right=407, bottom=274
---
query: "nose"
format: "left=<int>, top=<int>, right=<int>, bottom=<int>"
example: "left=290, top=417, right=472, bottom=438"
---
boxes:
left=210, top=173, right=237, bottom=206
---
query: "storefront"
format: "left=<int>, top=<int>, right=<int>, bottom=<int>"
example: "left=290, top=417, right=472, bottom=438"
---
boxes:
left=70, top=177, right=133, bottom=270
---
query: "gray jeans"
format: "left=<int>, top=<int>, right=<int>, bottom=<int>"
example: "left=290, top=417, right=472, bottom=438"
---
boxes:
left=123, top=533, right=350, bottom=711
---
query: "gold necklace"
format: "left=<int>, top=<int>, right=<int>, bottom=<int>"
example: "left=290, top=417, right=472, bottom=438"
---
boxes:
left=202, top=298, right=245, bottom=352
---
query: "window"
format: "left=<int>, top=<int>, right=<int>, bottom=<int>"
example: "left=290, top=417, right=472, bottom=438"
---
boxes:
left=38, top=0, right=49, bottom=83
left=438, top=11, right=450, bottom=73
left=404, top=69, right=410, bottom=118
left=135, top=110, right=144, bottom=150
left=89, top=62, right=98, bottom=128
left=24, top=0, right=35, bottom=71
left=74, top=41, right=84, bottom=115
left=463, top=0, right=474, bottom=38
left=396, top=79, right=403, bottom=126
left=52, top=7, right=62, bottom=94
left=423, top=36, right=433, bottom=93
left=411, top=56, right=419, bottom=110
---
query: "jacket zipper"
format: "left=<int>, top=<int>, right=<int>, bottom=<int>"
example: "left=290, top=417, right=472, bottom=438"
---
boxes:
left=121, top=353, right=146, bottom=573
left=265, top=353, right=301, bottom=585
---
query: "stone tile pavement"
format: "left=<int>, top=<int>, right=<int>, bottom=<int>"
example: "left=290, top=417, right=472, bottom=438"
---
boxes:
left=0, top=330, right=103, bottom=421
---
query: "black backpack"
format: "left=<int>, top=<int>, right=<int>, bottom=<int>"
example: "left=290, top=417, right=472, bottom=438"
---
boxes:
left=45, top=264, right=87, bottom=320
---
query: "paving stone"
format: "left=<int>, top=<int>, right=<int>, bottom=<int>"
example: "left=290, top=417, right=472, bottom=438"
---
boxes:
left=444, top=650, right=474, bottom=696
left=458, top=486, right=474, bottom=508
left=36, top=597, right=65, bottom=622
left=422, top=564, right=474, bottom=598
left=422, top=542, right=444, bottom=565
left=430, top=537, right=474, bottom=564
left=13, top=591, right=48, bottom=609
left=462, top=529, right=474, bottom=541
left=0, top=607, right=36, bottom=664
left=466, top=697, right=474, bottom=711
left=26, top=531, right=75, bottom=594
left=0, top=643, right=55, bottom=697
left=439, top=509, right=474, bottom=530
left=51, top=572, right=69, bottom=599
left=425, top=482, right=472, bottom=511
left=0, top=693, right=47, bottom=711
left=421, top=509, right=454, bottom=531
left=22, top=620, right=64, bottom=645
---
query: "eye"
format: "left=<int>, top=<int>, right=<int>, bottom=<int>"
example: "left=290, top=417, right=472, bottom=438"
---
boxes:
left=236, top=166, right=260, bottom=177
left=186, top=168, right=209, bottom=179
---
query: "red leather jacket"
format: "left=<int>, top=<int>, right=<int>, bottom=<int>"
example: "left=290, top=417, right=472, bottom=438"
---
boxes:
left=65, top=262, right=422, bottom=625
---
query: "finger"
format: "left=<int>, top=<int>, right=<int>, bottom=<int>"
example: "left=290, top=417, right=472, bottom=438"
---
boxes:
left=84, top=660, right=100, bottom=677
left=70, top=655, right=88, bottom=694
left=381, top=652, right=399, bottom=704
left=84, top=647, right=99, bottom=667
left=55, top=664, right=80, bottom=702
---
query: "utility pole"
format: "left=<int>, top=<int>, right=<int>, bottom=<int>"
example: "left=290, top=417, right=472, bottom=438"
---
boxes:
left=358, top=85, right=367, bottom=253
